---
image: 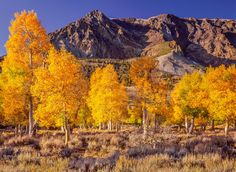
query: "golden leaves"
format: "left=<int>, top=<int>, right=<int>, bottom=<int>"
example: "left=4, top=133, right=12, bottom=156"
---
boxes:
left=87, top=64, right=128, bottom=125
left=172, top=65, right=236, bottom=123
left=32, top=48, right=88, bottom=127
left=204, top=65, right=236, bottom=121
left=0, top=11, right=50, bottom=126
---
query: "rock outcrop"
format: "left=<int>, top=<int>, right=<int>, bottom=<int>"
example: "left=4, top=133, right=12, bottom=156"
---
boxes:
left=156, top=51, right=202, bottom=76
left=49, top=10, right=236, bottom=66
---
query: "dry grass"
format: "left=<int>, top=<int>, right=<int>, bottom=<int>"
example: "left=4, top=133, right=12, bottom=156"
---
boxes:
left=0, top=152, right=68, bottom=172
left=111, top=154, right=236, bottom=172
left=40, top=135, right=65, bottom=150
left=0, top=127, right=234, bottom=171
left=5, top=135, right=39, bottom=149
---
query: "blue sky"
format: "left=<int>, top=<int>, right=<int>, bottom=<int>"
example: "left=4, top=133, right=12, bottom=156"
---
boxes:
left=0, top=0, right=236, bottom=55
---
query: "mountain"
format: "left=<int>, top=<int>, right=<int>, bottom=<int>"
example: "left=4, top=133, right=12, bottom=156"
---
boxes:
left=49, top=10, right=236, bottom=67
left=1, top=11, right=235, bottom=76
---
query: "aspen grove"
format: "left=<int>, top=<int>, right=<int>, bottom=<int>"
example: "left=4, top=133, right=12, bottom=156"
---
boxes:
left=1, top=11, right=236, bottom=146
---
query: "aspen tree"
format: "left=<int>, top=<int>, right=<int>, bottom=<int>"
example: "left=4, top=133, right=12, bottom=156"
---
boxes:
left=32, top=48, right=87, bottom=146
left=129, top=57, right=155, bottom=136
left=171, top=71, right=207, bottom=134
left=4, top=11, right=50, bottom=135
left=203, top=65, right=236, bottom=136
left=87, top=65, right=128, bottom=130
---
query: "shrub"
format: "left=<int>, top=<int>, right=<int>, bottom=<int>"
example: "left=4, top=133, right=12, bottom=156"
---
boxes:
left=110, top=135, right=126, bottom=148
left=40, top=136, right=65, bottom=150
left=5, top=136, right=39, bottom=148
left=0, top=138, right=4, bottom=146
left=0, top=148, right=14, bottom=158
left=87, top=140, right=101, bottom=151
left=69, top=136, right=84, bottom=148
left=0, top=153, right=68, bottom=172
left=59, top=148, right=72, bottom=158
left=112, top=154, right=236, bottom=172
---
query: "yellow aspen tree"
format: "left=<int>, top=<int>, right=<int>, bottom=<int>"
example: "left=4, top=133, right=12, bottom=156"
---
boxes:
left=203, top=65, right=236, bottom=136
left=148, top=78, right=168, bottom=132
left=71, top=86, right=92, bottom=129
left=75, top=105, right=93, bottom=129
left=0, top=97, right=3, bottom=130
left=100, top=65, right=128, bottom=130
left=171, top=71, right=208, bottom=134
left=87, top=67, right=105, bottom=129
left=127, top=98, right=143, bottom=125
left=201, top=67, right=216, bottom=130
left=0, top=80, right=2, bottom=123
left=129, top=57, right=156, bottom=136
left=5, top=11, right=50, bottom=135
left=87, top=64, right=128, bottom=130
left=0, top=54, right=28, bottom=133
left=32, top=48, right=87, bottom=146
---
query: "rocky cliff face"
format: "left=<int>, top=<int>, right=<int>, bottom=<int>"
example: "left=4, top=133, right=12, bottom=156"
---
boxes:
left=49, top=10, right=236, bottom=66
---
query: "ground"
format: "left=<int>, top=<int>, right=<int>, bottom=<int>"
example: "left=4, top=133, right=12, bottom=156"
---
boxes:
left=0, top=126, right=235, bottom=172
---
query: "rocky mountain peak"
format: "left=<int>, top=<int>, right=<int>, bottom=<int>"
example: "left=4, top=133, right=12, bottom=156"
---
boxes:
left=82, top=10, right=116, bottom=27
left=85, top=10, right=106, bottom=19
left=151, top=13, right=177, bottom=21
left=49, top=11, right=236, bottom=66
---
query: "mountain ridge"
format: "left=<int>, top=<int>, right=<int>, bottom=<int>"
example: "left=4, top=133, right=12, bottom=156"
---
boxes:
left=49, top=10, right=236, bottom=67
left=1, top=10, right=236, bottom=76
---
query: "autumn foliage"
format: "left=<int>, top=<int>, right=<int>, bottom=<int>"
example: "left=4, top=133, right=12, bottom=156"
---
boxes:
left=0, top=10, right=236, bottom=147
left=1, top=11, right=50, bottom=135
left=172, top=65, right=236, bottom=135
left=129, top=57, right=168, bottom=135
left=87, top=64, right=128, bottom=130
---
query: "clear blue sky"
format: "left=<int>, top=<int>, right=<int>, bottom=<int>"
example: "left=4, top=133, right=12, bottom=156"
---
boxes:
left=0, top=0, right=236, bottom=55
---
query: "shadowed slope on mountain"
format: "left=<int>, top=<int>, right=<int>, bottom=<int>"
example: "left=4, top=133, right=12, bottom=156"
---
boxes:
left=49, top=10, right=236, bottom=66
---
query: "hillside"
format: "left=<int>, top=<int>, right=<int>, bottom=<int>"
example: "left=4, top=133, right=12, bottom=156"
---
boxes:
left=1, top=11, right=235, bottom=76
left=49, top=10, right=236, bottom=67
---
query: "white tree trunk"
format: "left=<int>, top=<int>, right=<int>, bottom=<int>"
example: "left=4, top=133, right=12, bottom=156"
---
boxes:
left=28, top=95, right=34, bottom=136
left=185, top=115, right=189, bottom=133
left=225, top=119, right=229, bottom=136
left=108, top=120, right=113, bottom=131
left=154, top=114, right=158, bottom=132
left=64, top=116, right=70, bottom=147
left=143, top=107, right=148, bottom=137
left=188, top=117, right=195, bottom=134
